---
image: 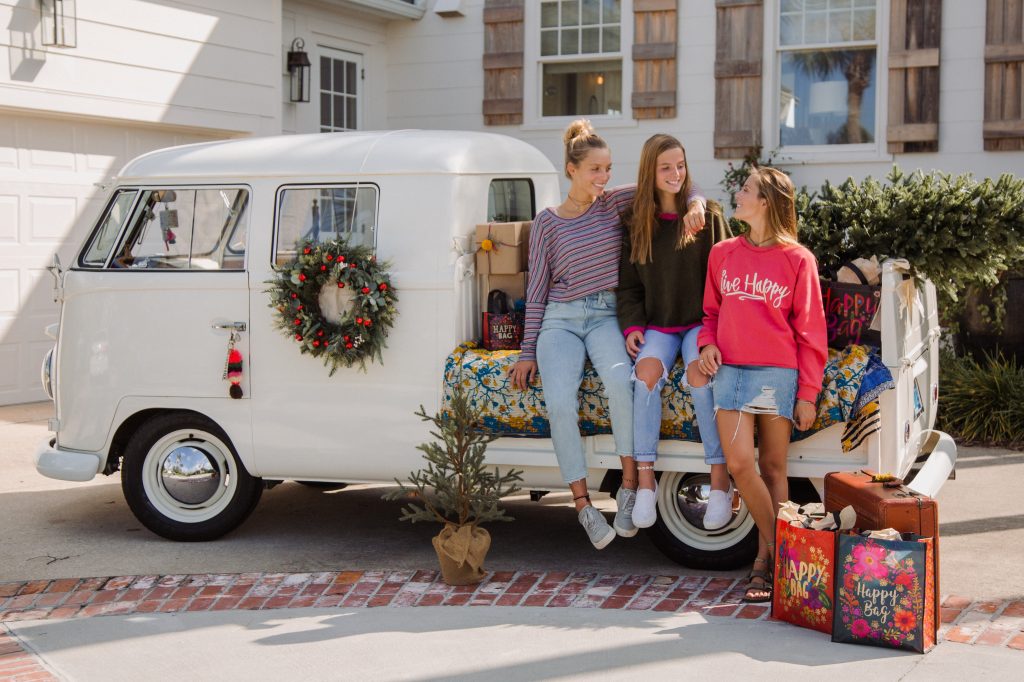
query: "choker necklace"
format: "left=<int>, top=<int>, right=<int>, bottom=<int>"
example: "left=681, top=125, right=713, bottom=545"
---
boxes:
left=745, top=233, right=775, bottom=247
left=566, top=192, right=594, bottom=211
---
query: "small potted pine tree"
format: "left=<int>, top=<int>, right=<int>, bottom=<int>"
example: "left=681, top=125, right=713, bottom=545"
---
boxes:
left=385, top=387, right=523, bottom=585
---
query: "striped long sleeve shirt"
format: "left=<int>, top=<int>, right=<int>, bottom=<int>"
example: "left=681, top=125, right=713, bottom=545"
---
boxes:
left=520, top=182, right=704, bottom=361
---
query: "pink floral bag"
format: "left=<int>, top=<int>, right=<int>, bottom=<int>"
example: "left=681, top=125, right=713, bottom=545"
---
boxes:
left=832, top=532, right=937, bottom=653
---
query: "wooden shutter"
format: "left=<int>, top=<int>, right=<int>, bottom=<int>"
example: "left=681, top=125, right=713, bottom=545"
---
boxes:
left=632, top=0, right=678, bottom=119
left=984, top=0, right=1024, bottom=150
left=482, top=0, right=524, bottom=126
left=714, top=0, right=762, bottom=159
left=887, top=0, right=941, bottom=153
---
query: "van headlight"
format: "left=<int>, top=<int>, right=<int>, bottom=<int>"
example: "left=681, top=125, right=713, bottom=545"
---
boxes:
left=41, top=347, right=55, bottom=401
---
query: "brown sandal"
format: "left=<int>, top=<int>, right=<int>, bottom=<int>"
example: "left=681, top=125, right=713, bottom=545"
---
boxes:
left=743, top=557, right=773, bottom=603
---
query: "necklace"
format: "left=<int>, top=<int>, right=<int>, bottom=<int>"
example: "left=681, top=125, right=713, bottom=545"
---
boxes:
left=745, top=233, right=775, bottom=247
left=565, top=192, right=594, bottom=211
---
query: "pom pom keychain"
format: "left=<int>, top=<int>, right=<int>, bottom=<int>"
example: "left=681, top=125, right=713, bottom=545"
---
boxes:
left=223, top=331, right=244, bottom=399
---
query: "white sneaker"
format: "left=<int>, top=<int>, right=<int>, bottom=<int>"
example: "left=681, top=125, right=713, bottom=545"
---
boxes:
left=703, top=486, right=733, bottom=530
left=632, top=482, right=658, bottom=528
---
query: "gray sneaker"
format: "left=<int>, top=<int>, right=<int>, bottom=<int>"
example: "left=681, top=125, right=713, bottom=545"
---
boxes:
left=579, top=505, right=616, bottom=549
left=613, top=487, right=638, bottom=537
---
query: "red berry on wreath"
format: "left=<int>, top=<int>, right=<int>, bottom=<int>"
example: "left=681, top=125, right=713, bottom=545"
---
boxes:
left=317, top=330, right=324, bottom=337
left=356, top=317, right=363, bottom=324
left=338, top=255, right=345, bottom=262
left=299, top=273, right=307, bottom=282
left=294, top=318, right=301, bottom=325
left=365, top=319, right=372, bottom=326
left=291, top=292, right=298, bottom=299
left=326, top=254, right=334, bottom=261
left=297, top=304, right=303, bottom=310
left=320, top=265, right=327, bottom=271
left=361, top=287, right=370, bottom=294
left=349, top=263, right=356, bottom=269
left=295, top=334, right=302, bottom=341
left=345, top=343, right=353, bottom=349
left=378, top=283, right=388, bottom=291
left=337, top=282, right=345, bottom=288
left=312, top=340, right=320, bottom=347
left=344, top=336, right=350, bottom=342
left=303, top=247, right=311, bottom=254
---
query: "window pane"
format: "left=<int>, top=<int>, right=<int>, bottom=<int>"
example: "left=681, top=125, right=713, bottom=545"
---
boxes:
left=542, top=59, right=621, bottom=116
left=346, top=62, right=357, bottom=95
left=581, top=27, right=600, bottom=53
left=346, top=97, right=356, bottom=130
left=561, top=0, right=578, bottom=26
left=320, top=56, right=331, bottom=92
left=779, top=48, right=877, bottom=146
left=541, top=29, right=558, bottom=56
left=805, top=11, right=827, bottom=42
left=333, top=60, right=345, bottom=94
left=854, top=0, right=875, bottom=7
left=853, top=8, right=875, bottom=40
left=782, top=0, right=802, bottom=11
left=82, top=190, right=137, bottom=267
left=602, top=0, right=620, bottom=23
left=320, top=92, right=331, bottom=129
left=334, top=95, right=346, bottom=128
left=780, top=13, right=802, bottom=45
left=831, top=0, right=851, bottom=8
left=581, top=0, right=600, bottom=24
left=115, top=190, right=194, bottom=269
left=275, top=186, right=378, bottom=264
left=190, top=189, right=249, bottom=270
left=541, top=1, right=558, bottom=28
left=828, top=9, right=851, bottom=42
left=603, top=26, right=619, bottom=52
left=561, top=28, right=579, bottom=55
left=806, top=0, right=827, bottom=8
left=488, top=179, right=535, bottom=222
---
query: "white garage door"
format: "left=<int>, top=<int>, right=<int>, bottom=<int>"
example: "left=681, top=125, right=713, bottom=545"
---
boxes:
left=0, top=112, right=224, bottom=406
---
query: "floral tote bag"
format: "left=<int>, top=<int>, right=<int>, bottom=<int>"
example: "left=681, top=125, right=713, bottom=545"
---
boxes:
left=772, top=517, right=836, bottom=634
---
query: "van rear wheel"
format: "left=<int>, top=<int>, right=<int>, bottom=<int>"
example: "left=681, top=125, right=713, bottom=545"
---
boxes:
left=646, top=471, right=758, bottom=570
left=121, top=413, right=262, bottom=541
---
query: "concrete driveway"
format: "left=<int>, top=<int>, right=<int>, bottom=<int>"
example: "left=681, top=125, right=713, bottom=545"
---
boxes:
left=2, top=401, right=1021, bottom=599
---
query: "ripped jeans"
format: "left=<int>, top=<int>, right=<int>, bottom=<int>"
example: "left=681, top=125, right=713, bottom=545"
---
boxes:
left=632, top=326, right=725, bottom=465
left=710, top=364, right=799, bottom=423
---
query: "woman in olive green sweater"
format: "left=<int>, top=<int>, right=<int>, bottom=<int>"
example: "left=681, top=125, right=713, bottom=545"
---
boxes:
left=617, top=134, right=733, bottom=530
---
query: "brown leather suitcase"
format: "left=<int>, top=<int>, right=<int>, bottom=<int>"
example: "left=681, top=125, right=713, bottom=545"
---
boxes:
left=824, top=469, right=940, bottom=607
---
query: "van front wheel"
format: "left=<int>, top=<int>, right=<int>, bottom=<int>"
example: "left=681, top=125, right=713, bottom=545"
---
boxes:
left=645, top=471, right=758, bottom=570
left=121, top=413, right=262, bottom=541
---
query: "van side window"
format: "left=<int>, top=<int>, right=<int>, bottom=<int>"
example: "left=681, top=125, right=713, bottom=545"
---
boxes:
left=111, top=188, right=249, bottom=270
left=80, top=189, right=138, bottom=268
left=275, top=185, right=377, bottom=265
left=488, top=179, right=535, bottom=222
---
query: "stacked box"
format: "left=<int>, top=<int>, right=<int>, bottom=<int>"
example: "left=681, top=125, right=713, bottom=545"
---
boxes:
left=474, top=222, right=530, bottom=275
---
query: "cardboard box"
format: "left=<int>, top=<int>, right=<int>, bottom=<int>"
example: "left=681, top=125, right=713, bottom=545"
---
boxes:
left=475, top=221, right=530, bottom=275
left=479, top=273, right=527, bottom=313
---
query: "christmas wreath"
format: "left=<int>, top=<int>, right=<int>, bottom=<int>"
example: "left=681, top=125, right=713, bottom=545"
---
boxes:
left=268, top=239, right=398, bottom=374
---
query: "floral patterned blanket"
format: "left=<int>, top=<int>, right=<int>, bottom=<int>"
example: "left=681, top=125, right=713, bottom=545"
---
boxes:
left=442, top=343, right=893, bottom=452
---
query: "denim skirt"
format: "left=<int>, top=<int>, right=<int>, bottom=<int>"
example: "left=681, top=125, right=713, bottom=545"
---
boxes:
left=712, top=364, right=799, bottom=421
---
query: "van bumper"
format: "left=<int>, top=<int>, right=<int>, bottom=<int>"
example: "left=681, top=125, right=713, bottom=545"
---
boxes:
left=35, top=438, right=101, bottom=482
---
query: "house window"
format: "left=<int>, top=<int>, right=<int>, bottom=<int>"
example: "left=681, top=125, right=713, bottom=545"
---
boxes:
left=539, top=0, right=623, bottom=117
left=320, top=50, right=361, bottom=132
left=776, top=0, right=880, bottom=148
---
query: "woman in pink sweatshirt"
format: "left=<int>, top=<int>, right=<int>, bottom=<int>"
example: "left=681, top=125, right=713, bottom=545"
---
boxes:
left=696, top=167, right=827, bottom=603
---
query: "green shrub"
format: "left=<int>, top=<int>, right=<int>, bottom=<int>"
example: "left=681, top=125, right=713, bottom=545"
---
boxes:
left=937, top=350, right=1024, bottom=445
left=796, top=167, right=1024, bottom=329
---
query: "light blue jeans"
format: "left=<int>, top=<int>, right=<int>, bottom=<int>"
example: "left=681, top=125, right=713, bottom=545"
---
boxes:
left=536, top=291, right=634, bottom=484
left=632, top=326, right=726, bottom=465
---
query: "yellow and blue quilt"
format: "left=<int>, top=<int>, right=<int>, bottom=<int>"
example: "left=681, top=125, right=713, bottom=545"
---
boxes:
left=442, top=343, right=892, bottom=453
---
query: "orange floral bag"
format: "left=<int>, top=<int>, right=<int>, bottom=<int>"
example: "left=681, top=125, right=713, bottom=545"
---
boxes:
left=772, top=517, right=837, bottom=634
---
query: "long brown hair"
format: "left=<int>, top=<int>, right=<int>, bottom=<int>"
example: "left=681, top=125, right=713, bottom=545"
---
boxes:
left=628, top=134, right=695, bottom=264
left=748, top=167, right=799, bottom=246
left=563, top=119, right=607, bottom=179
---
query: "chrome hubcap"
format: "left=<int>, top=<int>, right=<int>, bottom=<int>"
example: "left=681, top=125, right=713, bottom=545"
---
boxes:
left=675, top=474, right=737, bottom=531
left=160, top=445, right=221, bottom=505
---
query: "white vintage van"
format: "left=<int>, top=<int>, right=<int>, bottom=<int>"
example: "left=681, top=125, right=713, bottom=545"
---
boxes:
left=36, top=130, right=956, bottom=569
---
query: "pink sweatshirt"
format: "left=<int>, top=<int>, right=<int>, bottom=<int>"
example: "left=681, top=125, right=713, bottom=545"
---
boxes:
left=698, top=237, right=828, bottom=403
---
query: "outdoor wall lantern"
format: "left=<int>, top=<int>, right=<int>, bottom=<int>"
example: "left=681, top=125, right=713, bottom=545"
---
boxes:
left=40, top=0, right=76, bottom=48
left=287, top=38, right=311, bottom=103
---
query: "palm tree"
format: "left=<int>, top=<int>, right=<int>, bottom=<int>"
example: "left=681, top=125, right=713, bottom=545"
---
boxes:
left=791, top=49, right=875, bottom=143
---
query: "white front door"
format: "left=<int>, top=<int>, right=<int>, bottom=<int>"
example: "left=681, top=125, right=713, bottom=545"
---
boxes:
left=318, top=48, right=363, bottom=132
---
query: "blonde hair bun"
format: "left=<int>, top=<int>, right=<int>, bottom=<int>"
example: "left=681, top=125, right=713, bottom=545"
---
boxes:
left=563, top=119, right=596, bottom=145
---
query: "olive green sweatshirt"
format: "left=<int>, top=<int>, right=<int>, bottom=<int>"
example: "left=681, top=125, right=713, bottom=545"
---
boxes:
left=616, top=206, right=732, bottom=335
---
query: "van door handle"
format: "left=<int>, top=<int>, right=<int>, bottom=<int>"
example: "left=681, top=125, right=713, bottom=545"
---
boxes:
left=212, top=322, right=247, bottom=332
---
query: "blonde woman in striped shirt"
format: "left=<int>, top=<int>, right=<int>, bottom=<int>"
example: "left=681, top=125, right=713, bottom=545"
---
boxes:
left=510, top=120, right=705, bottom=549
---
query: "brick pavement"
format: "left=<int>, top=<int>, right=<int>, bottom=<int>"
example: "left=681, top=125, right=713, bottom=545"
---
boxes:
left=1, top=570, right=1022, bottom=680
